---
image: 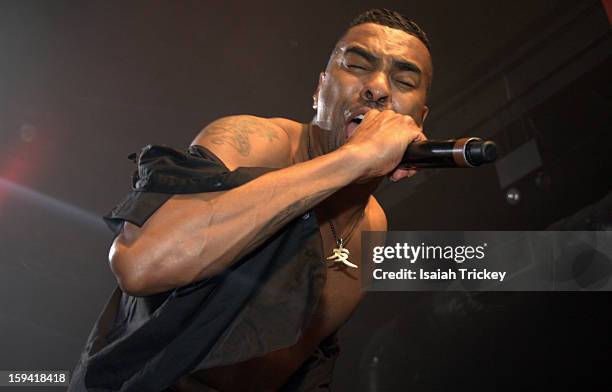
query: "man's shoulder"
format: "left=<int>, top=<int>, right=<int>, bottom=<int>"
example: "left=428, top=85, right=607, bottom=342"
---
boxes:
left=191, top=115, right=304, bottom=170
left=267, top=117, right=303, bottom=135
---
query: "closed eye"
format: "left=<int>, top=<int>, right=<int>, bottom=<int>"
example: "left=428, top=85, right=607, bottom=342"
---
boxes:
left=396, top=80, right=415, bottom=88
left=347, top=64, right=367, bottom=70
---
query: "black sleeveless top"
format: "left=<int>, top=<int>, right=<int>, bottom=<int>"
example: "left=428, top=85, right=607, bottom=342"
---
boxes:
left=68, top=145, right=325, bottom=392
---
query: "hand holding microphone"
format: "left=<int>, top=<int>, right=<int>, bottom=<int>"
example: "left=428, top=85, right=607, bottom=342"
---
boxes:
left=341, top=110, right=497, bottom=183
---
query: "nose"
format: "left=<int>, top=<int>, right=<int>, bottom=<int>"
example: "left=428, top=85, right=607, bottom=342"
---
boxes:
left=360, top=72, right=391, bottom=108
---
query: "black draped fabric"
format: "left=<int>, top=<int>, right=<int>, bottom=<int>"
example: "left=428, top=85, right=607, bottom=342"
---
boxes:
left=68, top=145, right=326, bottom=392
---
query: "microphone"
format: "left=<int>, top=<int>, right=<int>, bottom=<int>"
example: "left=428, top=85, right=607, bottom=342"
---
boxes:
left=401, top=137, right=497, bottom=168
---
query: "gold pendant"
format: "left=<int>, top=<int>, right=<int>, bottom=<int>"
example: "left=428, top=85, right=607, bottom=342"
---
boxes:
left=326, top=239, right=358, bottom=268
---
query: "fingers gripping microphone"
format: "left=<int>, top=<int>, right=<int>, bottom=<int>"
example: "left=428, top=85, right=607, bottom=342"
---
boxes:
left=400, top=137, right=497, bottom=168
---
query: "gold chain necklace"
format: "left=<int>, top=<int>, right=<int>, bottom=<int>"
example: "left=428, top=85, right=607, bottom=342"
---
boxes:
left=306, top=124, right=362, bottom=269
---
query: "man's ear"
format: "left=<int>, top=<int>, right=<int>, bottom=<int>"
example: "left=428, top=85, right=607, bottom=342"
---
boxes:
left=420, top=105, right=430, bottom=126
left=313, top=72, right=326, bottom=110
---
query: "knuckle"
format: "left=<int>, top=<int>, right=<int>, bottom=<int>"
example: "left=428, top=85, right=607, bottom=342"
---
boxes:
left=403, top=115, right=416, bottom=125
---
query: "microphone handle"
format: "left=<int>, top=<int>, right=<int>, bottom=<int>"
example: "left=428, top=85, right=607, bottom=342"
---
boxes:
left=400, top=137, right=497, bottom=168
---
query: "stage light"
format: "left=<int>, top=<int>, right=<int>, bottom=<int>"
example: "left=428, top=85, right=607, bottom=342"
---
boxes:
left=505, top=187, right=521, bottom=205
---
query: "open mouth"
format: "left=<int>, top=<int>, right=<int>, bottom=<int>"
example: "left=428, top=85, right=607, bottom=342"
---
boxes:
left=345, top=114, right=364, bottom=140
left=351, top=114, right=364, bottom=124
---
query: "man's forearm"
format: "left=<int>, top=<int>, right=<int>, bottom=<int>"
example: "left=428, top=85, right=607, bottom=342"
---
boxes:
left=111, top=145, right=364, bottom=295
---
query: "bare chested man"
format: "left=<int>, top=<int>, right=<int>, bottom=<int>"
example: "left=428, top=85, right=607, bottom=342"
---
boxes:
left=109, top=9, right=432, bottom=391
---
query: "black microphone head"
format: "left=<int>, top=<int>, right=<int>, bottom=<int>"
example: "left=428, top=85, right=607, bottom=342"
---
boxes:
left=481, top=141, right=497, bottom=162
left=466, top=140, right=497, bottom=166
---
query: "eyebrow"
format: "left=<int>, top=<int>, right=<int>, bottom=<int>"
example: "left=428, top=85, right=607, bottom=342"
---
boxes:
left=345, top=46, right=378, bottom=64
left=344, top=45, right=422, bottom=75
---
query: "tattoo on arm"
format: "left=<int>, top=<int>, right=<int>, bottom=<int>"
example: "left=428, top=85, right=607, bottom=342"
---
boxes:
left=205, top=117, right=280, bottom=156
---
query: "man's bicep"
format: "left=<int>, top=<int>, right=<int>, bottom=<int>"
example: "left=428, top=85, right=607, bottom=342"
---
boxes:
left=191, top=115, right=291, bottom=170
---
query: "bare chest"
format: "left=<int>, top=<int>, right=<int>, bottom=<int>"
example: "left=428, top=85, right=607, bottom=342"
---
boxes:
left=185, top=205, right=372, bottom=391
left=304, top=215, right=367, bottom=337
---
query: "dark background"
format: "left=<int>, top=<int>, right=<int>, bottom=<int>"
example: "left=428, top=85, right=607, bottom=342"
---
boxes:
left=1, top=0, right=610, bottom=390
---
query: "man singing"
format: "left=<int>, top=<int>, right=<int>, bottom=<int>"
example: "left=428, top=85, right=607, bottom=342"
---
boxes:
left=69, top=8, right=432, bottom=392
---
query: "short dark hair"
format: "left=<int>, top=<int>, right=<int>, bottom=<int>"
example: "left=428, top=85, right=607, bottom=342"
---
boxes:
left=349, top=9, right=431, bottom=52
